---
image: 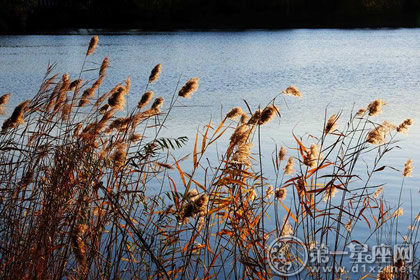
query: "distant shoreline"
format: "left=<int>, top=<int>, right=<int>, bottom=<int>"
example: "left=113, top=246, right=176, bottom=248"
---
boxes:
left=1, top=25, right=420, bottom=36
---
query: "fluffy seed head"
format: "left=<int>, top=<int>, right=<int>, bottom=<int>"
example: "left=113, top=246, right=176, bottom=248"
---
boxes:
left=99, top=56, right=109, bottom=76
left=239, top=113, right=249, bottom=124
left=345, top=220, right=352, bottom=232
left=108, top=87, right=126, bottom=111
left=376, top=265, right=393, bottom=280
left=356, top=108, right=366, bottom=117
left=247, top=109, right=261, bottom=125
left=2, top=100, right=30, bottom=132
left=396, top=118, right=413, bottom=134
left=402, top=159, right=413, bottom=177
left=266, top=185, right=274, bottom=198
left=322, top=186, right=338, bottom=202
left=279, top=146, right=287, bottom=161
left=259, top=105, right=278, bottom=125
left=280, top=218, right=293, bottom=236
left=275, top=188, right=287, bottom=201
left=372, top=187, right=383, bottom=199
left=226, top=107, right=243, bottom=120
left=303, top=143, right=320, bottom=168
left=284, top=157, right=295, bottom=175
left=137, top=91, right=154, bottom=109
left=149, top=64, right=161, bottom=83
left=178, top=77, right=199, bottom=98
left=366, top=121, right=395, bottom=145
left=0, top=93, right=11, bottom=106
left=367, top=99, right=384, bottom=116
left=151, top=97, right=164, bottom=112
left=69, top=79, right=83, bottom=91
left=282, top=86, right=302, bottom=98
left=110, top=143, right=127, bottom=170
left=87, top=35, right=99, bottom=56
left=392, top=207, right=403, bottom=218
left=231, top=142, right=253, bottom=166
left=325, top=113, right=338, bottom=134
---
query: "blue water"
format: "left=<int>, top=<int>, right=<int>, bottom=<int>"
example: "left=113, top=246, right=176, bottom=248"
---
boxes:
left=0, top=29, right=419, bottom=278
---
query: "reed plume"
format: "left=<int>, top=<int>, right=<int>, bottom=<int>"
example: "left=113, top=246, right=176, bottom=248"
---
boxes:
left=284, top=157, right=295, bottom=175
left=396, top=118, right=413, bottom=134
left=275, top=188, right=287, bottom=201
left=282, top=86, right=302, bottom=98
left=356, top=108, right=366, bottom=116
left=367, top=99, right=384, bottom=116
left=372, top=187, right=383, bottom=199
left=87, top=35, right=99, bottom=56
left=247, top=109, right=261, bottom=125
left=0, top=93, right=9, bottom=115
left=2, top=100, right=30, bottom=132
left=150, top=97, right=164, bottom=113
left=366, top=121, right=395, bottom=145
left=99, top=56, right=109, bottom=76
left=149, top=64, right=161, bottom=83
left=322, top=186, right=337, bottom=202
left=230, top=124, right=252, bottom=146
left=231, top=142, right=253, bottom=166
left=108, top=87, right=127, bottom=111
left=71, top=224, right=88, bottom=275
left=137, top=91, right=154, bottom=109
left=0, top=93, right=10, bottom=105
left=402, top=159, right=413, bottom=177
left=266, top=185, right=274, bottom=198
left=392, top=207, right=403, bottom=218
left=280, top=219, right=293, bottom=236
left=259, top=105, right=278, bottom=125
left=325, top=113, right=338, bottom=134
left=279, top=146, right=286, bottom=161
left=226, top=107, right=243, bottom=120
left=303, top=143, right=320, bottom=168
left=69, top=79, right=83, bottom=91
left=178, top=78, right=199, bottom=98
left=239, top=113, right=249, bottom=124
left=110, top=143, right=127, bottom=170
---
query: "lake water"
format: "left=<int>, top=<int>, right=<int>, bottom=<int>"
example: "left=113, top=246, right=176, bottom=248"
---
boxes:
left=0, top=29, right=419, bottom=275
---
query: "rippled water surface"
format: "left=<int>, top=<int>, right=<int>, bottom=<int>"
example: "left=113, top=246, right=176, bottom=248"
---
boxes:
left=0, top=30, right=419, bottom=251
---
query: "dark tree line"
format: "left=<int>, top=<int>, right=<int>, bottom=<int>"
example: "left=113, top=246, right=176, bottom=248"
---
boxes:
left=0, top=0, right=419, bottom=33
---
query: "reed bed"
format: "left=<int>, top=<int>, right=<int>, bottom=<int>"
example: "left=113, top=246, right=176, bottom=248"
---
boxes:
left=0, top=37, right=418, bottom=280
